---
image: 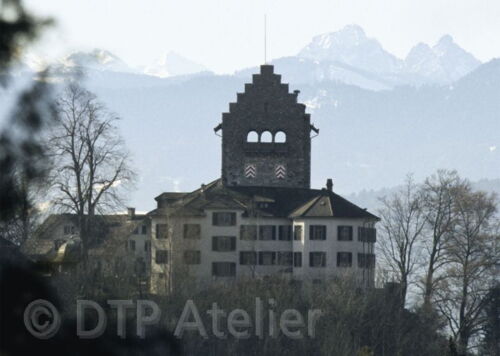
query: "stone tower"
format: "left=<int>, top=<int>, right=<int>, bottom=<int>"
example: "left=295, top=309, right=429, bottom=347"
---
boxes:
left=217, top=65, right=316, bottom=188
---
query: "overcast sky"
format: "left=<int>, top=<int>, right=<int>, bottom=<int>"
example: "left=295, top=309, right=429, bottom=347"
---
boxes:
left=25, top=0, right=500, bottom=74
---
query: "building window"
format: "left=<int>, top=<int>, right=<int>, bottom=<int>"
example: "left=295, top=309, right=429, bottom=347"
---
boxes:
left=274, top=131, right=286, bottom=143
left=155, top=250, right=168, bottom=264
left=258, top=251, right=276, bottom=265
left=212, top=262, right=236, bottom=277
left=309, top=252, right=326, bottom=267
left=293, top=252, right=302, bottom=267
left=129, top=240, right=136, bottom=251
left=358, top=253, right=376, bottom=268
left=212, top=212, right=236, bottom=226
left=63, top=225, right=75, bottom=235
left=337, top=252, right=352, bottom=267
left=240, top=251, right=257, bottom=265
left=259, top=225, right=276, bottom=240
left=310, top=225, right=327, bottom=240
left=183, top=224, right=201, bottom=239
left=141, top=225, right=147, bottom=235
left=240, top=225, right=257, bottom=240
left=184, top=250, right=201, bottom=265
left=212, top=236, right=236, bottom=252
left=358, top=227, right=376, bottom=243
left=156, top=224, right=168, bottom=239
left=260, top=131, right=272, bottom=143
left=133, top=227, right=139, bottom=234
left=144, top=241, right=150, bottom=252
left=247, top=131, right=259, bottom=142
left=278, top=225, right=292, bottom=241
left=278, top=251, right=293, bottom=266
left=338, top=226, right=353, bottom=241
left=294, top=225, right=303, bottom=241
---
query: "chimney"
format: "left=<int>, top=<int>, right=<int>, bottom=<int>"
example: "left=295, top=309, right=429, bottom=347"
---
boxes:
left=326, top=179, right=333, bottom=192
left=127, top=207, right=135, bottom=219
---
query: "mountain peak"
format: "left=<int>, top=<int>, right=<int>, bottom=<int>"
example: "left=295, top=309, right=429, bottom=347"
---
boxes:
left=60, top=49, right=132, bottom=72
left=298, top=24, right=401, bottom=74
left=337, top=24, right=367, bottom=41
left=404, top=35, right=481, bottom=84
left=143, top=52, right=208, bottom=78
left=437, top=34, right=454, bottom=46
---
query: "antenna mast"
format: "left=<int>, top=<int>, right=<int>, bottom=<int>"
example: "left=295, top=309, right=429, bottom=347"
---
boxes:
left=264, top=14, right=267, bottom=64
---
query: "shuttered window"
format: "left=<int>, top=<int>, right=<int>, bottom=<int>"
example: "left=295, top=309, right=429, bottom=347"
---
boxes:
left=358, top=227, right=376, bottom=243
left=310, top=225, right=327, bottom=240
left=212, top=212, right=236, bottom=226
left=240, top=251, right=257, bottom=265
left=212, top=236, right=236, bottom=252
left=259, top=225, right=276, bottom=240
left=258, top=251, right=276, bottom=265
left=337, top=252, right=352, bottom=267
left=212, top=262, right=236, bottom=277
left=278, top=225, right=292, bottom=240
left=338, top=226, right=353, bottom=241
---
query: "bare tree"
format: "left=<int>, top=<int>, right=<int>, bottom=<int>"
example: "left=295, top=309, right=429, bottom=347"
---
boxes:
left=377, top=175, right=426, bottom=307
left=420, top=170, right=466, bottom=307
left=434, top=183, right=499, bottom=355
left=49, top=83, right=135, bottom=255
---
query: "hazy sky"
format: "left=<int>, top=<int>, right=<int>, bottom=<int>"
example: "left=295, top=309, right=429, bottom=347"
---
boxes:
left=25, top=0, right=500, bottom=74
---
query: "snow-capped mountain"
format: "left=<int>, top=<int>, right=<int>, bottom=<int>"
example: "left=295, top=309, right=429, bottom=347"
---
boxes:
left=143, top=51, right=209, bottom=78
left=293, top=25, right=481, bottom=88
left=404, top=35, right=481, bottom=84
left=298, top=24, right=403, bottom=76
left=59, top=49, right=134, bottom=73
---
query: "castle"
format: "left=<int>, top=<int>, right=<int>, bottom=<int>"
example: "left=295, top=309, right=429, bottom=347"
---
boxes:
left=23, top=65, right=378, bottom=294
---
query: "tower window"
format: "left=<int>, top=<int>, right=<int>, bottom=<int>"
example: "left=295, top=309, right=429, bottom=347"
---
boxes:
left=260, top=131, right=272, bottom=143
left=247, top=131, right=258, bottom=142
left=274, top=131, right=286, bottom=143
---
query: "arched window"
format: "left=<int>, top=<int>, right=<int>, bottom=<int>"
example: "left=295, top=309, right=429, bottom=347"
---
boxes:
left=274, top=131, right=286, bottom=143
left=247, top=131, right=258, bottom=142
left=260, top=131, right=272, bottom=143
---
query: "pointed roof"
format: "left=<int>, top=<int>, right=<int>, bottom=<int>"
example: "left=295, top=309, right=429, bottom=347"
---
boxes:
left=152, top=179, right=379, bottom=220
left=289, top=190, right=378, bottom=219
